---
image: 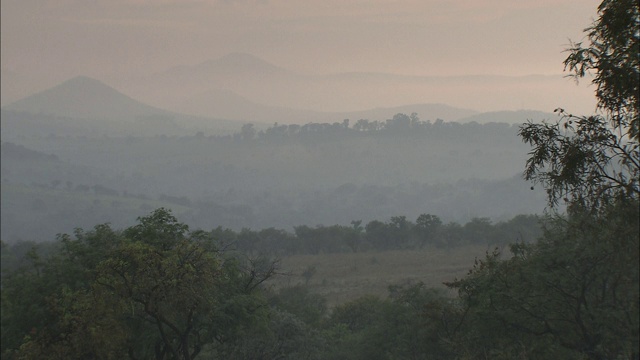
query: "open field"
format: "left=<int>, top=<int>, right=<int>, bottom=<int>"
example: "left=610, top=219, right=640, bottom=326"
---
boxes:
left=269, top=244, right=492, bottom=307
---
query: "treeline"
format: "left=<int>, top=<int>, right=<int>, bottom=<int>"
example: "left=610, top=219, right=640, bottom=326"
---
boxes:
left=206, top=213, right=541, bottom=256
left=0, top=211, right=541, bottom=262
left=14, top=113, right=516, bottom=143
left=165, top=113, right=519, bottom=144
left=255, top=113, right=514, bottom=140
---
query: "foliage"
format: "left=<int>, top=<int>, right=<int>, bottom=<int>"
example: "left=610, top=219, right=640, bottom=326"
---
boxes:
left=444, top=2, right=640, bottom=358
left=563, top=0, right=639, bottom=140
left=519, top=0, right=639, bottom=213
left=324, top=283, right=454, bottom=360
left=445, top=200, right=639, bottom=359
left=1, top=209, right=276, bottom=360
left=519, top=110, right=639, bottom=212
left=214, top=308, right=326, bottom=360
left=268, top=285, right=328, bottom=328
left=151, top=213, right=542, bottom=256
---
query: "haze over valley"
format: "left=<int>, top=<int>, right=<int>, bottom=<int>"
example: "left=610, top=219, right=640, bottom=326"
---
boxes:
left=1, top=53, right=564, bottom=242
left=1, top=74, right=549, bottom=240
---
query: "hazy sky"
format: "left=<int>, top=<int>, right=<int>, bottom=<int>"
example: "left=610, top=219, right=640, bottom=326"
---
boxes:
left=1, top=0, right=602, bottom=112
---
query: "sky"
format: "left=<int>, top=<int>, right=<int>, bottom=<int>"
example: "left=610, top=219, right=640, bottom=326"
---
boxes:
left=1, top=0, right=602, bottom=112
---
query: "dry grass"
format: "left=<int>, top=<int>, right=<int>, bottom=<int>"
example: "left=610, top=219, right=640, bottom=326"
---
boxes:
left=267, top=245, right=491, bottom=307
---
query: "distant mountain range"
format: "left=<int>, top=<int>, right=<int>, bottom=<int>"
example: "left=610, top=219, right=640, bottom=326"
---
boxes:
left=115, top=52, right=580, bottom=123
left=175, top=88, right=480, bottom=124
left=2, top=75, right=482, bottom=129
left=2, top=52, right=596, bottom=124
left=457, top=110, right=557, bottom=124
left=1, top=54, right=562, bottom=138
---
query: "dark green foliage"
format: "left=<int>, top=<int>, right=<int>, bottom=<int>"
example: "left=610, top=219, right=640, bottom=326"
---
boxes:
left=214, top=308, right=326, bottom=360
left=1, top=209, right=276, bottom=360
left=1, top=243, right=60, bottom=359
left=0, top=210, right=543, bottom=360
left=325, top=295, right=388, bottom=360
left=445, top=200, right=639, bottom=359
left=268, top=285, right=327, bottom=328
left=324, top=283, right=454, bottom=360
left=414, top=214, right=442, bottom=248
left=294, top=225, right=353, bottom=254
left=443, top=2, right=640, bottom=358
left=164, top=213, right=542, bottom=256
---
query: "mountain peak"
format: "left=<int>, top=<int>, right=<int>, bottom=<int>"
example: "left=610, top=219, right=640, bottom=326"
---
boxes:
left=219, top=52, right=268, bottom=63
left=4, top=75, right=169, bottom=120
left=60, top=75, right=113, bottom=89
left=50, top=76, right=128, bottom=100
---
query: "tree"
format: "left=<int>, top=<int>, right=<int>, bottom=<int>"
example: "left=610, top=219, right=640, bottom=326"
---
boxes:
left=519, top=111, right=639, bottom=211
left=268, top=285, right=327, bottom=328
left=415, top=214, right=442, bottom=248
left=389, top=216, right=412, bottom=249
left=353, top=119, right=369, bottom=132
left=461, top=217, right=495, bottom=245
left=345, top=220, right=364, bottom=253
left=8, top=209, right=276, bottom=360
left=442, top=2, right=640, bottom=358
left=324, top=295, right=388, bottom=360
left=240, top=123, right=256, bottom=141
left=445, top=201, right=639, bottom=359
left=518, top=0, right=639, bottom=212
left=216, top=308, right=326, bottom=360
left=325, top=284, right=454, bottom=360
left=385, top=113, right=411, bottom=132
left=564, top=0, right=639, bottom=140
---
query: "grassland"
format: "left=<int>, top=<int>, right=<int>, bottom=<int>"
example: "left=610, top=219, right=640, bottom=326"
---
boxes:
left=269, top=245, right=491, bottom=307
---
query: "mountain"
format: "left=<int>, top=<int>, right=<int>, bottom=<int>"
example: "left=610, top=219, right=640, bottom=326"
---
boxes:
left=177, top=88, right=477, bottom=124
left=118, top=53, right=595, bottom=119
left=340, top=103, right=477, bottom=123
left=457, top=110, right=557, bottom=124
left=3, top=76, right=171, bottom=121
left=0, top=142, right=59, bottom=162
left=0, top=69, right=66, bottom=107
left=176, top=88, right=323, bottom=123
left=0, top=76, right=253, bottom=139
left=119, top=53, right=301, bottom=110
left=167, top=52, right=290, bottom=79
